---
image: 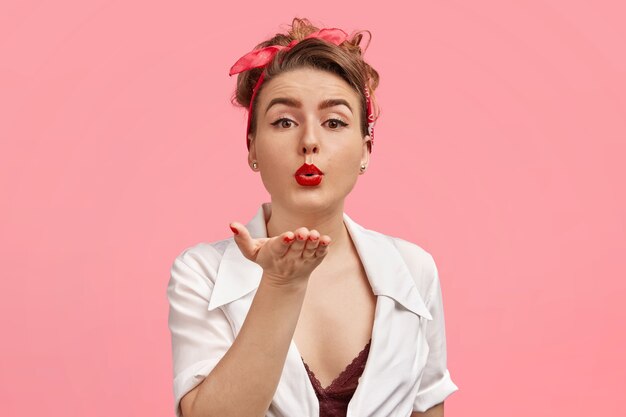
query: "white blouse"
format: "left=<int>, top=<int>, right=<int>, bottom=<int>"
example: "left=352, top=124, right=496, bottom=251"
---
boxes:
left=167, top=203, right=458, bottom=417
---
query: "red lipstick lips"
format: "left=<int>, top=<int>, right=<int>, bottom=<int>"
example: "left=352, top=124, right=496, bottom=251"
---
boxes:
left=295, top=163, right=323, bottom=186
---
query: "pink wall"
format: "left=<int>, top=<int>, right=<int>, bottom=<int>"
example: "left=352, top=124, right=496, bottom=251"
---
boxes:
left=1, top=1, right=625, bottom=415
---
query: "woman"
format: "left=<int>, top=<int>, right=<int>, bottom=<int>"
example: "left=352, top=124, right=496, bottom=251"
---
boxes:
left=167, top=18, right=458, bottom=417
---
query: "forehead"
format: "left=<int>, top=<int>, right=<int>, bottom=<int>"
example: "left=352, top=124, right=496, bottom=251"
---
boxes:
left=258, top=68, right=360, bottom=107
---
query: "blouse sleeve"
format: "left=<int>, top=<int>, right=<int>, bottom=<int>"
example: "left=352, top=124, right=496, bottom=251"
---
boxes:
left=167, top=251, right=235, bottom=417
left=412, top=254, right=459, bottom=412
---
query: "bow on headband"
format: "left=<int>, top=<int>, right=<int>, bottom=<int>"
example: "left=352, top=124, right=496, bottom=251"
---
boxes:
left=228, top=28, right=376, bottom=150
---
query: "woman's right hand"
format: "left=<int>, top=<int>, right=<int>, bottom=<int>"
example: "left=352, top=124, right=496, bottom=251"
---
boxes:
left=229, top=222, right=332, bottom=286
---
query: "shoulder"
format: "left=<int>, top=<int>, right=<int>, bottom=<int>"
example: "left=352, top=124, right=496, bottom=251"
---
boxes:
left=169, top=237, right=233, bottom=287
left=368, top=228, right=440, bottom=303
left=392, top=235, right=439, bottom=300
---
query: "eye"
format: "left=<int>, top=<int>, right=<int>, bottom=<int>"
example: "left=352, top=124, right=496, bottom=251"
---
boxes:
left=325, top=118, right=349, bottom=130
left=270, top=117, right=297, bottom=129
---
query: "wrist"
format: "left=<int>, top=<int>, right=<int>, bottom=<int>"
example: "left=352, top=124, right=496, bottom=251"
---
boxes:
left=261, top=272, right=309, bottom=292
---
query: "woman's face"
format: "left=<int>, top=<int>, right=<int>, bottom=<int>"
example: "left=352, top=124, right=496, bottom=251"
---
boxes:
left=248, top=67, right=371, bottom=212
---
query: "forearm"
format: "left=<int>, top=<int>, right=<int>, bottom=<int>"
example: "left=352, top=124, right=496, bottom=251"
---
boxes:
left=411, top=402, right=444, bottom=417
left=188, top=274, right=308, bottom=417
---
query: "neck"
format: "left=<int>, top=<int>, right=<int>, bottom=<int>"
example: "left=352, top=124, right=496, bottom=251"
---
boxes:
left=265, top=200, right=351, bottom=253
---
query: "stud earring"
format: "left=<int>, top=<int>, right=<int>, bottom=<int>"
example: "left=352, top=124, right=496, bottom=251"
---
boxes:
left=360, top=164, right=366, bottom=172
left=252, top=161, right=258, bottom=169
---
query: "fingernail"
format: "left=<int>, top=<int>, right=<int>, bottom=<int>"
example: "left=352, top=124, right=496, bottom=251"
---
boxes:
left=297, top=234, right=305, bottom=240
left=283, top=235, right=294, bottom=243
left=230, top=225, right=239, bottom=235
left=309, top=235, right=318, bottom=241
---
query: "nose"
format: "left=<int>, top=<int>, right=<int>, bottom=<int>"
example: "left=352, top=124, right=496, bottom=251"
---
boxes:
left=299, top=123, right=319, bottom=158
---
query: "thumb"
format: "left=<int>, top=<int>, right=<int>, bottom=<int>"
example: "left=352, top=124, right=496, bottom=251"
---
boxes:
left=229, top=222, right=257, bottom=260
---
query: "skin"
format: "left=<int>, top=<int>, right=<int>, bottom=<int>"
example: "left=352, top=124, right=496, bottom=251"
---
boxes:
left=180, top=67, right=445, bottom=416
left=412, top=402, right=444, bottom=417
left=237, top=66, right=372, bottom=271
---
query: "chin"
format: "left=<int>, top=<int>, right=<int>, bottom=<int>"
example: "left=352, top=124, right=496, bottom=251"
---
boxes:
left=291, top=192, right=347, bottom=212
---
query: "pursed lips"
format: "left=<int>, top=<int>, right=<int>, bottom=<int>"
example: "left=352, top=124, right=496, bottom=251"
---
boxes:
left=294, top=163, right=324, bottom=186
left=295, top=163, right=324, bottom=176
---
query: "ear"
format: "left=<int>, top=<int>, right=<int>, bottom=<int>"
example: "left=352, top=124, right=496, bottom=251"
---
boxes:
left=247, top=133, right=257, bottom=169
left=360, top=134, right=371, bottom=171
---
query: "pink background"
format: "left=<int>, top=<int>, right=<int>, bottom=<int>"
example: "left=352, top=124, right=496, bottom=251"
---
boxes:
left=1, top=1, right=625, bottom=416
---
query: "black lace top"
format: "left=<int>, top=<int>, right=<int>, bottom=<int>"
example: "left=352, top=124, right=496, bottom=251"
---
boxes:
left=301, top=339, right=372, bottom=417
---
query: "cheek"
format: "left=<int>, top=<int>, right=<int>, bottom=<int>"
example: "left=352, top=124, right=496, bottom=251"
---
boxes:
left=256, top=144, right=292, bottom=184
left=255, top=137, right=282, bottom=164
left=329, top=150, right=361, bottom=181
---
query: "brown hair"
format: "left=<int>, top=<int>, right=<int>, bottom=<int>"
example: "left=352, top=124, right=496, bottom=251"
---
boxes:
left=231, top=17, right=380, bottom=153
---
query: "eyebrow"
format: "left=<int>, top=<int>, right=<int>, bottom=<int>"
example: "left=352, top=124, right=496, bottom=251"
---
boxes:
left=264, top=97, right=353, bottom=115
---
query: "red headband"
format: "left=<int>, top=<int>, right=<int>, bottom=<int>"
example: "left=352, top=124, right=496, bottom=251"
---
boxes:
left=228, top=28, right=377, bottom=150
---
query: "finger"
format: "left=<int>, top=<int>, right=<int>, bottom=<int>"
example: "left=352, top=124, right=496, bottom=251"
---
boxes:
left=315, top=235, right=331, bottom=257
left=308, top=229, right=321, bottom=242
left=275, top=231, right=295, bottom=257
left=290, top=227, right=310, bottom=255
left=303, top=230, right=321, bottom=258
